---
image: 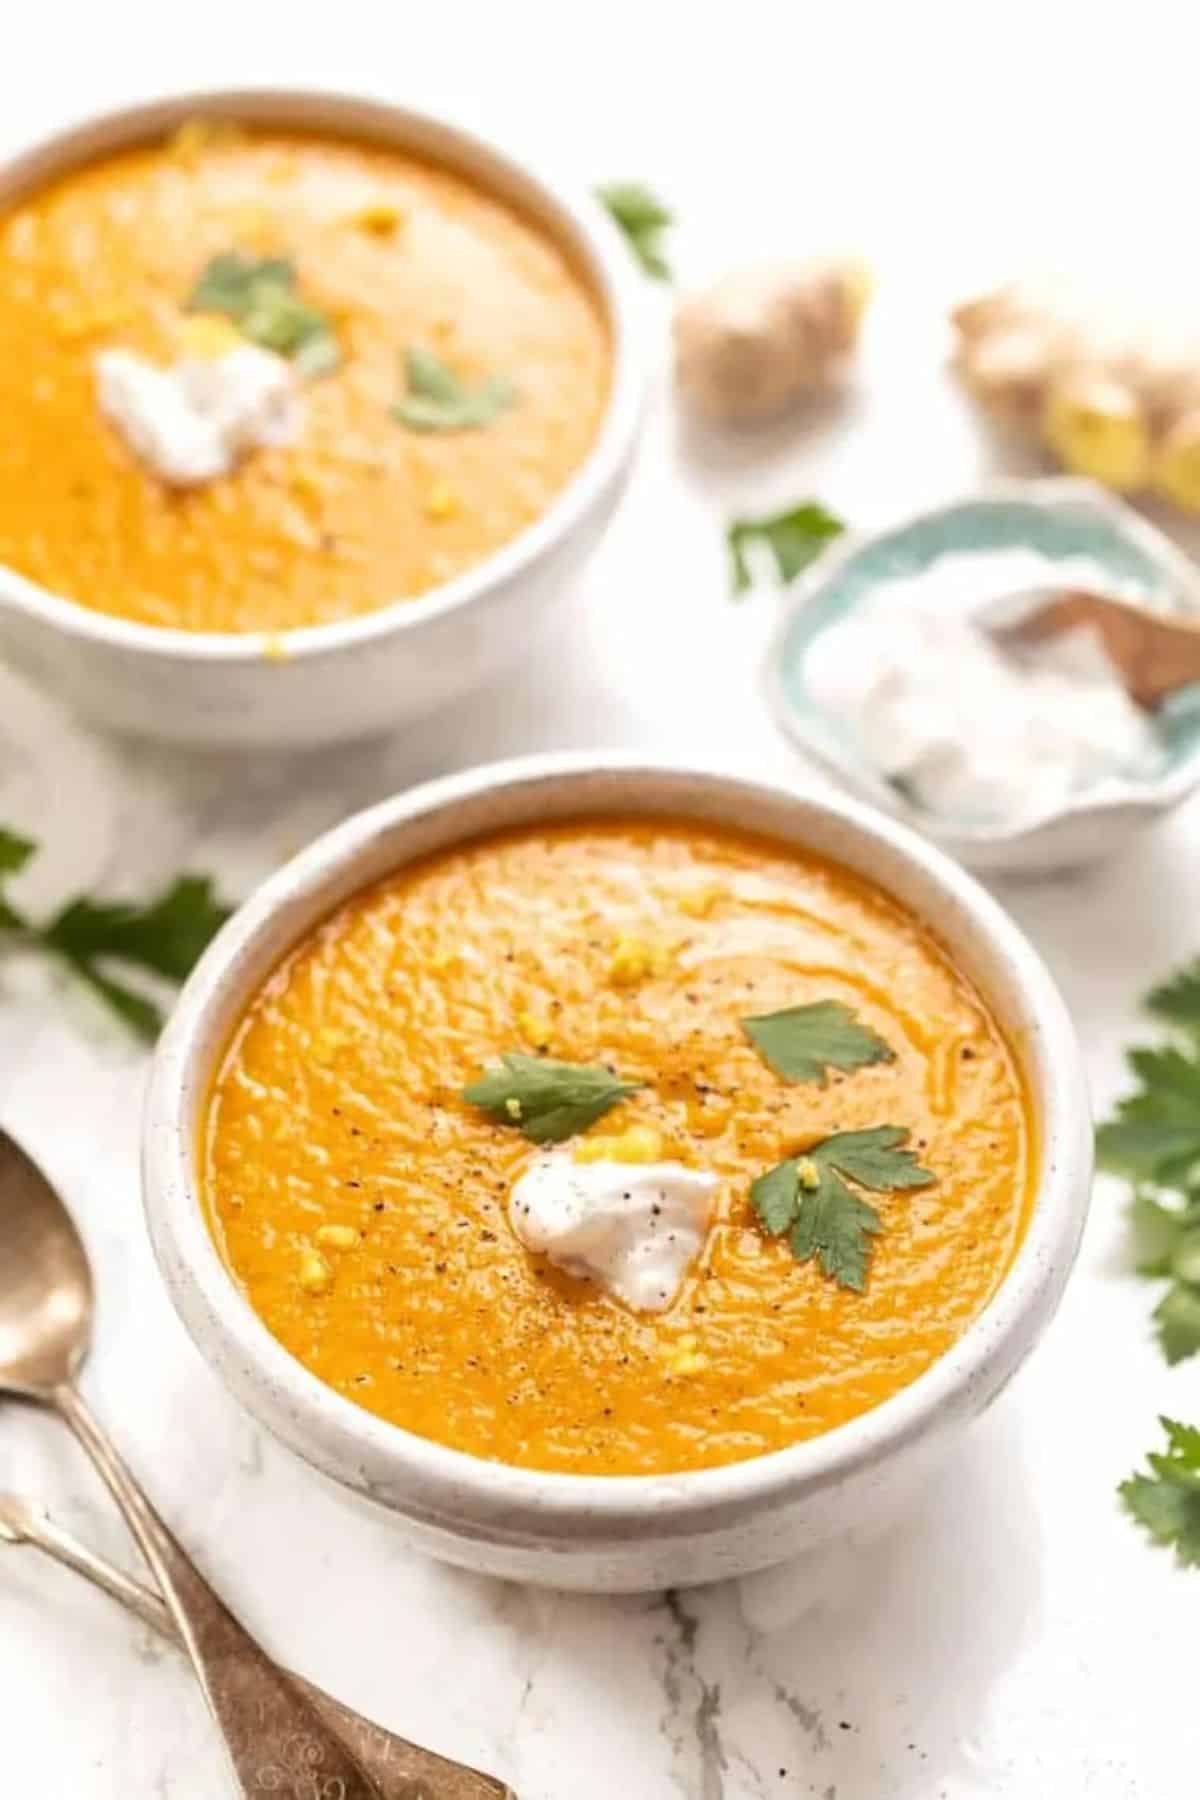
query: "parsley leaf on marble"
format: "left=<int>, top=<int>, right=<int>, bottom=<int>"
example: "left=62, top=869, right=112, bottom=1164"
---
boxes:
left=0, top=836, right=231, bottom=1042
left=1121, top=1417, right=1200, bottom=1566
left=1146, top=961, right=1200, bottom=1037
left=1097, top=963, right=1200, bottom=1363
left=726, top=501, right=844, bottom=598
left=742, top=999, right=893, bottom=1086
left=0, top=828, right=36, bottom=931
left=42, top=876, right=230, bottom=985
left=187, top=252, right=340, bottom=376
left=595, top=182, right=673, bottom=280
left=462, top=1053, right=640, bottom=1144
left=392, top=348, right=516, bottom=433
left=0, top=828, right=36, bottom=876
left=750, top=1129, right=934, bottom=1292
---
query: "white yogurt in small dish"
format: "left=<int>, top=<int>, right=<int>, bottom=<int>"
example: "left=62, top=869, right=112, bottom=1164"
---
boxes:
left=803, top=547, right=1161, bottom=826
left=764, top=480, right=1200, bottom=874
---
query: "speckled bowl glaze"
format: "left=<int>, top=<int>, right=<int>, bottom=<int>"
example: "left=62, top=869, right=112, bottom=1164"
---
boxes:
left=764, top=478, right=1200, bottom=875
left=0, top=91, right=648, bottom=747
left=142, top=753, right=1092, bottom=1592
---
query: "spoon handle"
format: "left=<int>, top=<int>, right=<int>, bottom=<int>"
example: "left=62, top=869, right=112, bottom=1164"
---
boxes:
left=7, top=1499, right=171, bottom=1635
left=6, top=1499, right=514, bottom=1799
left=55, top=1382, right=385, bottom=1799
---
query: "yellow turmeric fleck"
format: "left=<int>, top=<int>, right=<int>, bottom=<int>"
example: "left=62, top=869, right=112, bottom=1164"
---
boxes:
left=178, top=313, right=245, bottom=359
left=422, top=482, right=460, bottom=521
left=298, top=1248, right=333, bottom=1294
left=315, top=1224, right=360, bottom=1251
left=608, top=936, right=672, bottom=986
left=676, top=883, right=722, bottom=919
left=517, top=1009, right=552, bottom=1047
left=575, top=1124, right=664, bottom=1165
left=346, top=201, right=406, bottom=237
left=665, top=1333, right=708, bottom=1377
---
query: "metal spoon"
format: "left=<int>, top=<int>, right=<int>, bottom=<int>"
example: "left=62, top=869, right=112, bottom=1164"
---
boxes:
left=0, top=1494, right=513, bottom=1799
left=0, top=1126, right=389, bottom=1798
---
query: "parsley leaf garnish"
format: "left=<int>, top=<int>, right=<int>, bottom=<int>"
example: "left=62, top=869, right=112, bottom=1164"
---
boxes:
left=391, top=348, right=515, bottom=433
left=595, top=182, right=673, bottom=280
left=726, top=501, right=844, bottom=598
left=187, top=252, right=339, bottom=376
left=787, top=1165, right=883, bottom=1293
left=812, top=1126, right=934, bottom=1191
left=462, top=1053, right=639, bottom=1143
left=1120, top=1417, right=1200, bottom=1566
left=190, top=252, right=296, bottom=314
left=1097, top=961, right=1200, bottom=1362
left=0, top=835, right=231, bottom=1041
left=742, top=999, right=893, bottom=1086
left=750, top=1128, right=934, bottom=1291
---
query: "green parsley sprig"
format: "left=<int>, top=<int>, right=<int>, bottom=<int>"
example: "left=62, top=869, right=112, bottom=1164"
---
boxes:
left=751, top=1128, right=934, bottom=1292
left=1097, top=958, right=1200, bottom=1363
left=392, top=347, right=516, bottom=433
left=595, top=183, right=674, bottom=280
left=462, top=1053, right=638, bottom=1144
left=187, top=252, right=340, bottom=377
left=1121, top=1417, right=1200, bottom=1566
left=0, top=828, right=231, bottom=1041
left=742, top=999, right=893, bottom=1086
left=726, top=501, right=844, bottom=598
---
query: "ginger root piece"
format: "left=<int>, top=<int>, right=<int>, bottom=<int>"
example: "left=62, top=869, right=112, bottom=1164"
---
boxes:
left=1155, top=409, right=1200, bottom=512
left=1042, top=369, right=1151, bottom=491
left=674, top=259, right=870, bottom=424
left=951, top=282, right=1200, bottom=510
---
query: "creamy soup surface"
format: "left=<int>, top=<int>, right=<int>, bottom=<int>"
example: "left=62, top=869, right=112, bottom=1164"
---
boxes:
left=204, top=820, right=1033, bottom=1477
left=0, top=127, right=610, bottom=632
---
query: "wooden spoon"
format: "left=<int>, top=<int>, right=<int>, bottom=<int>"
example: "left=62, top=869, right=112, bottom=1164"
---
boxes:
left=996, top=587, right=1200, bottom=709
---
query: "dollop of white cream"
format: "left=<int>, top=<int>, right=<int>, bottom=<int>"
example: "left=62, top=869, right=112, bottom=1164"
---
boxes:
left=803, top=550, right=1161, bottom=825
left=95, top=346, right=302, bottom=486
left=509, top=1153, right=718, bottom=1312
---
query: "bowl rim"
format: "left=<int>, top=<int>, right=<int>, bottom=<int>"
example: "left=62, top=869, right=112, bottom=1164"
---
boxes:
left=0, top=86, right=648, bottom=665
left=142, top=751, right=1092, bottom=1535
left=762, top=475, right=1200, bottom=848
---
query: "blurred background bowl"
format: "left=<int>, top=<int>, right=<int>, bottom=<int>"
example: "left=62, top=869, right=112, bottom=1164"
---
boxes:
left=0, top=88, right=649, bottom=748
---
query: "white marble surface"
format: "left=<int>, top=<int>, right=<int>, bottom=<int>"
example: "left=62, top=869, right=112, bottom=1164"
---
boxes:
left=3, top=4, right=1200, bottom=1793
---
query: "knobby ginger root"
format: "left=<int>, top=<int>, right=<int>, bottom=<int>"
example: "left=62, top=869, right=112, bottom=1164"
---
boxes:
left=674, top=259, right=870, bottom=424
left=951, top=283, right=1200, bottom=508
left=1042, top=369, right=1151, bottom=492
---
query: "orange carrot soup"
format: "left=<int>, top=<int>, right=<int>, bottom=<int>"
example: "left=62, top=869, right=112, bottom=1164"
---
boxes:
left=0, top=122, right=610, bottom=633
left=204, top=820, right=1033, bottom=1477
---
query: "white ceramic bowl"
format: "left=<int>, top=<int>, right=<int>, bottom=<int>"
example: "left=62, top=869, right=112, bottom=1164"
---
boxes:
left=764, top=478, right=1200, bottom=876
left=0, top=91, right=648, bottom=747
left=143, top=753, right=1092, bottom=1592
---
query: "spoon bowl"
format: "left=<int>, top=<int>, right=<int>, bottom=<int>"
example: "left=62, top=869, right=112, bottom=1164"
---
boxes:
left=0, top=1131, right=92, bottom=1398
left=0, top=1125, right=391, bottom=1797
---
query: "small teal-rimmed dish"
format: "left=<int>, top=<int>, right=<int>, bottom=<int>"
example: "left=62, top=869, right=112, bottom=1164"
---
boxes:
left=764, top=478, right=1200, bottom=875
